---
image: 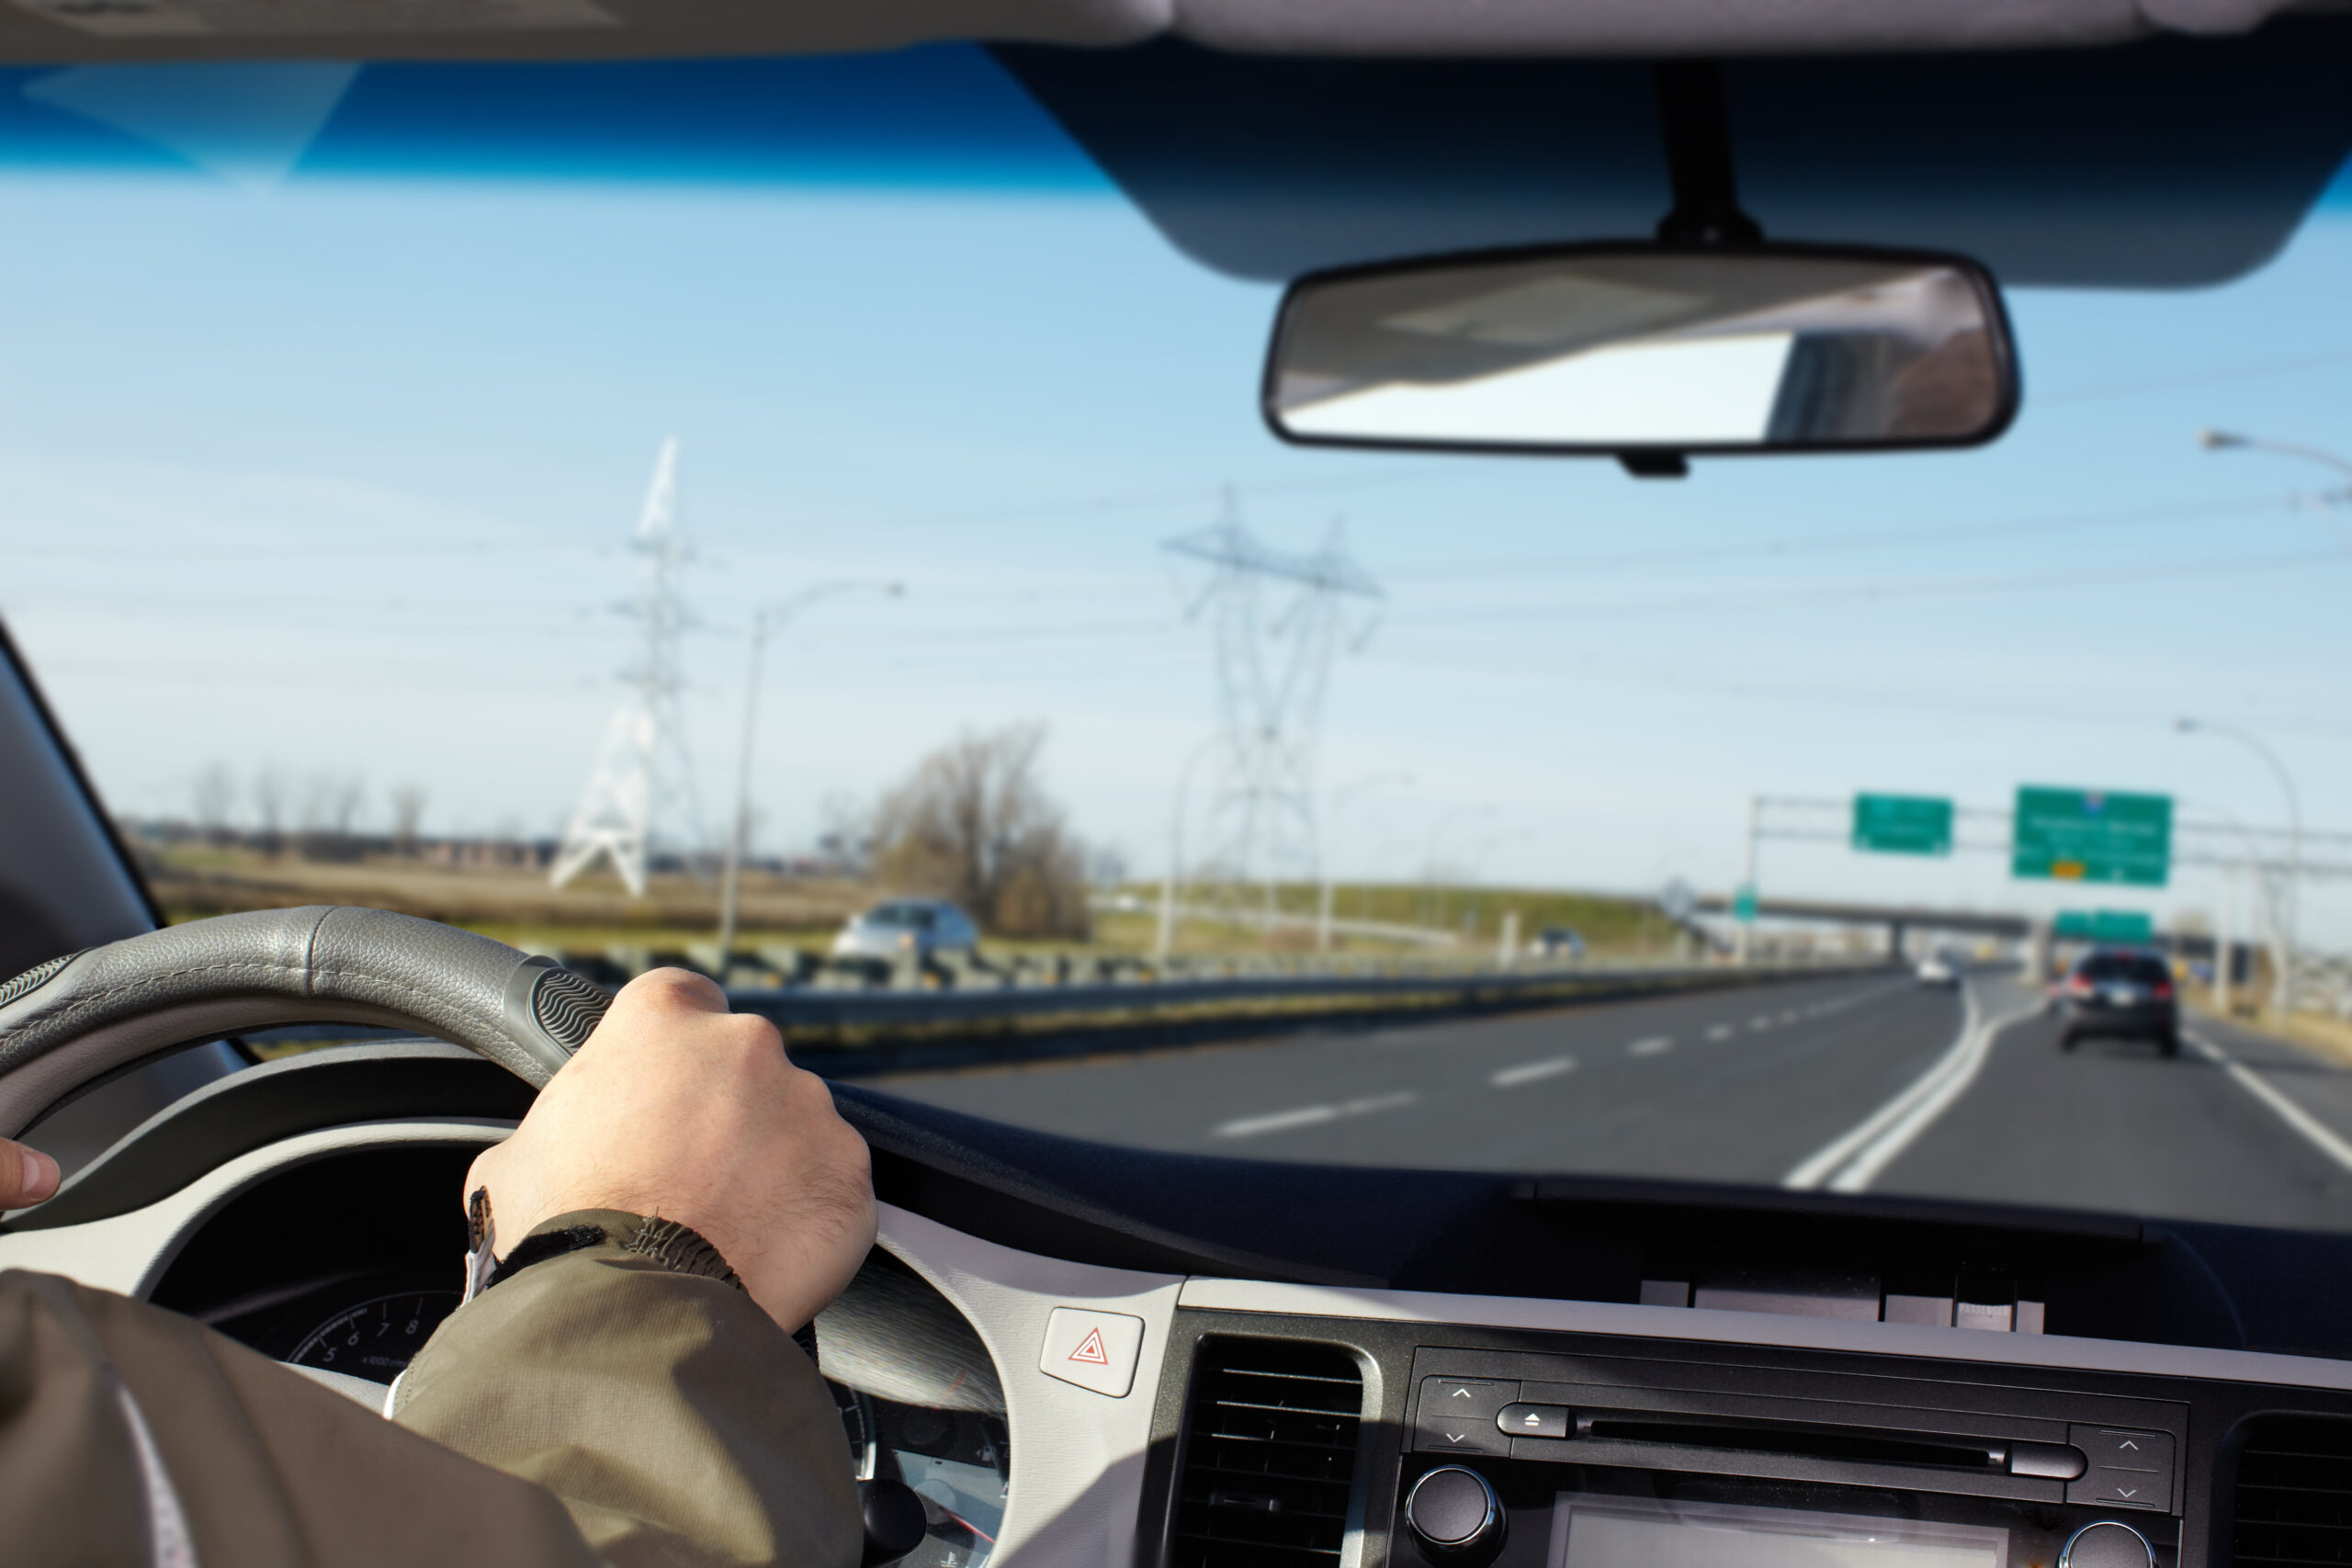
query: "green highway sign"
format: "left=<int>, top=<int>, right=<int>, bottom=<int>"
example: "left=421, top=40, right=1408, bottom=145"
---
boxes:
left=1853, top=793, right=1953, bottom=856
left=1733, top=884, right=1758, bottom=924
left=2054, top=909, right=2156, bottom=943
left=2012, top=785, right=2172, bottom=887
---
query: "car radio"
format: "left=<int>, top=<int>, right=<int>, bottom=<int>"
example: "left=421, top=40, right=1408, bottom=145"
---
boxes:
left=1396, top=1346, right=2187, bottom=1568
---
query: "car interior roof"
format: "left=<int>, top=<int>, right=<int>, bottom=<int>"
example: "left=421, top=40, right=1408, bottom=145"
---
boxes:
left=0, top=0, right=2322, bottom=64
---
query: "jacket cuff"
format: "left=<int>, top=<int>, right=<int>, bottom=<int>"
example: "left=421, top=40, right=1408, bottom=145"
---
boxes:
left=487, top=1210, right=744, bottom=1296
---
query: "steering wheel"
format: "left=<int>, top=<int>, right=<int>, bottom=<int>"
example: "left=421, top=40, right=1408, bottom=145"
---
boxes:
left=0, top=906, right=610, bottom=1140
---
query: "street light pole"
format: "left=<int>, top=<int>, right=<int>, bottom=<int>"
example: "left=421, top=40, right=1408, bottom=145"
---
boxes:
left=1464, top=827, right=1536, bottom=957
left=2177, top=717, right=2301, bottom=1019
left=716, top=581, right=903, bottom=962
left=1422, top=804, right=1496, bottom=938
left=1736, top=793, right=1760, bottom=966
left=2199, top=427, right=2352, bottom=485
left=1156, top=734, right=1227, bottom=963
left=1318, top=772, right=1413, bottom=952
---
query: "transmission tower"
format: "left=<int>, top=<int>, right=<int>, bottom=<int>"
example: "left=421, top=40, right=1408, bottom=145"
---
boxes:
left=549, top=438, right=706, bottom=897
left=1165, top=491, right=1382, bottom=908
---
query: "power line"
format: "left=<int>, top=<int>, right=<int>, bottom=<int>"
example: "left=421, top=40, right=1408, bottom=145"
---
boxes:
left=1412, top=492, right=2299, bottom=586
left=1399, top=544, right=2348, bottom=626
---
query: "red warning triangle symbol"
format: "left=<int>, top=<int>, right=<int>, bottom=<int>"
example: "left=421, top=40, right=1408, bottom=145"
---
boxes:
left=1068, top=1325, right=1110, bottom=1365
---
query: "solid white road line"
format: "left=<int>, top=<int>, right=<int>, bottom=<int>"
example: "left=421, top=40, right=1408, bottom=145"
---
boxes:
left=1215, top=1090, right=1418, bottom=1139
left=1628, top=1035, right=1674, bottom=1057
left=2186, top=1032, right=2352, bottom=1175
left=1783, top=985, right=2041, bottom=1191
left=1491, top=1056, right=1578, bottom=1088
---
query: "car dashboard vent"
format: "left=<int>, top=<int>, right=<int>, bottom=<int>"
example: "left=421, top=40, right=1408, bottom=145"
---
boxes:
left=1173, top=1337, right=1365, bottom=1568
left=2233, top=1416, right=2352, bottom=1566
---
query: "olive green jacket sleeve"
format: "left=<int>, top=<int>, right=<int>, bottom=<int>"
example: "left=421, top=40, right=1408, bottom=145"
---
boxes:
left=391, top=1210, right=864, bottom=1568
left=0, top=1266, right=596, bottom=1567
left=0, top=1215, right=861, bottom=1568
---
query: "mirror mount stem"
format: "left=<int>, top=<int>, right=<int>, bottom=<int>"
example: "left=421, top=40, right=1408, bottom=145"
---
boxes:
left=1653, top=61, right=1761, bottom=248
left=1621, top=61, right=1759, bottom=476
left=1619, top=452, right=1690, bottom=479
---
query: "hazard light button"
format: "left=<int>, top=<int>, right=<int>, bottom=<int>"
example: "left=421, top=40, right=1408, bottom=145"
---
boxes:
left=1039, top=1307, right=1146, bottom=1397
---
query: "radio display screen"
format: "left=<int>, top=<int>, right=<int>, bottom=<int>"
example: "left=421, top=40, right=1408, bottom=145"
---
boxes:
left=1552, top=1497, right=2010, bottom=1568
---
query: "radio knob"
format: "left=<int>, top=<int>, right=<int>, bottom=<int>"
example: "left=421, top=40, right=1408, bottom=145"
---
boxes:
left=2060, top=1520, right=2155, bottom=1568
left=1406, top=1467, right=1506, bottom=1562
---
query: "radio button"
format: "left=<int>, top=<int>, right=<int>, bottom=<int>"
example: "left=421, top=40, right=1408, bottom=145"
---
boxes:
left=2059, top=1521, right=2155, bottom=1568
left=2073, top=1470, right=2169, bottom=1510
left=2010, top=1441, right=2089, bottom=1479
left=2075, top=1427, right=2171, bottom=1473
left=2067, top=1427, right=2172, bottom=1510
left=1497, top=1403, right=1571, bottom=1439
left=1417, top=1379, right=1516, bottom=1456
left=1407, top=1466, right=1507, bottom=1561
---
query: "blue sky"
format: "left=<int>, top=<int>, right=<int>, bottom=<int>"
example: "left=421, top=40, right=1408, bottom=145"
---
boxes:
left=3, top=49, right=2350, bottom=943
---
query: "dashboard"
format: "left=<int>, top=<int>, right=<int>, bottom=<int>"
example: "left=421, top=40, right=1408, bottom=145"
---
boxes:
left=6, top=1042, right=2352, bottom=1568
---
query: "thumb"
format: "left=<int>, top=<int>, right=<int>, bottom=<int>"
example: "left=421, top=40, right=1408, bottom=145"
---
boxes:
left=0, top=1138, right=59, bottom=1209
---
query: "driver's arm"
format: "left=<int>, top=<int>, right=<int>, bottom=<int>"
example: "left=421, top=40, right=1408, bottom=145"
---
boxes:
left=395, top=967, right=877, bottom=1564
left=0, top=967, right=876, bottom=1568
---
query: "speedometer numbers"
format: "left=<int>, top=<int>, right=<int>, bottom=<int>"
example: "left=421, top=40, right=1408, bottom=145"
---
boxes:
left=286, top=1290, right=460, bottom=1382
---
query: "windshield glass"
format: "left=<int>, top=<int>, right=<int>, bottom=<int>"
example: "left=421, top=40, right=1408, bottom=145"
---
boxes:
left=7, top=43, right=2352, bottom=1235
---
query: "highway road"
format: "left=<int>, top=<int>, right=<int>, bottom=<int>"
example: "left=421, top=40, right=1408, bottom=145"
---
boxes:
left=869, top=969, right=2352, bottom=1232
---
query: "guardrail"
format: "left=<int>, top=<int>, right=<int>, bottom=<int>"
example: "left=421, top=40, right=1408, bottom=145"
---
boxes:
left=729, top=957, right=1896, bottom=1074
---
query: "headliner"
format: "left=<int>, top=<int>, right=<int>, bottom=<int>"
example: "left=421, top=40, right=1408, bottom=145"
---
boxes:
left=0, top=0, right=2322, bottom=66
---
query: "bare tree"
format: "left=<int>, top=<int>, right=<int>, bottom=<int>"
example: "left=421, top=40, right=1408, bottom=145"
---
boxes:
left=298, top=773, right=367, bottom=860
left=330, top=776, right=365, bottom=837
left=252, top=767, right=288, bottom=856
left=191, top=764, right=236, bottom=846
left=813, top=791, right=874, bottom=876
left=390, top=783, right=428, bottom=856
left=870, top=723, right=1091, bottom=940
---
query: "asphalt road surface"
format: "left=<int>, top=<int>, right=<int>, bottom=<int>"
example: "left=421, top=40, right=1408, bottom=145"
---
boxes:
left=870, top=970, right=2352, bottom=1232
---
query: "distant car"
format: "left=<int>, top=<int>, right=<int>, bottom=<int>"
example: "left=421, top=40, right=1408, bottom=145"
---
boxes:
left=2058, top=948, right=2178, bottom=1055
left=1530, top=926, right=1586, bottom=959
left=831, top=898, right=981, bottom=964
left=1916, top=950, right=1962, bottom=987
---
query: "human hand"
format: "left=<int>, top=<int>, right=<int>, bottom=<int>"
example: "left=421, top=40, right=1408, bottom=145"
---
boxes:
left=0, top=1136, right=60, bottom=1208
left=465, top=968, right=875, bottom=1332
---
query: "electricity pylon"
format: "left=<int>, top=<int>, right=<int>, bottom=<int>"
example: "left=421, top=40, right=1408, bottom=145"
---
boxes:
left=549, top=438, right=705, bottom=897
left=1165, top=491, right=1382, bottom=911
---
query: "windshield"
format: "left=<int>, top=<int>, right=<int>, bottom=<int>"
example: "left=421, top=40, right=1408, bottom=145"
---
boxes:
left=7, top=42, right=2352, bottom=1236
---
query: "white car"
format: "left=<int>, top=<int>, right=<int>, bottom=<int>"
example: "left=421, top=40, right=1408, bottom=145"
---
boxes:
left=830, top=899, right=981, bottom=964
left=1916, top=951, right=1962, bottom=987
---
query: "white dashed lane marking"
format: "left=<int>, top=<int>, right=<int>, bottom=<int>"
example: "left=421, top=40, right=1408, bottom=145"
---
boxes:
left=1706, top=1024, right=1735, bottom=1041
left=1491, top=1056, right=1578, bottom=1088
left=1215, top=1090, right=1419, bottom=1139
left=1628, top=1036, right=1674, bottom=1057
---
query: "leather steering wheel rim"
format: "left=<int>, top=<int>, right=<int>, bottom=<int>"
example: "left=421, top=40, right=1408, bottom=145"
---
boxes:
left=0, top=906, right=609, bottom=1139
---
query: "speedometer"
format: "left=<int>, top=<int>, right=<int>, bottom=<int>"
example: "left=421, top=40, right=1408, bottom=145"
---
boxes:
left=285, top=1288, right=461, bottom=1382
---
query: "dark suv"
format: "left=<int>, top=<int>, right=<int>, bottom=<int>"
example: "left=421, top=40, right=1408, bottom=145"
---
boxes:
left=2058, top=949, right=2179, bottom=1056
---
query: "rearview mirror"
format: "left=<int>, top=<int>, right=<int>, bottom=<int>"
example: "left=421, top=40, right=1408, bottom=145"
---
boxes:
left=1262, top=245, right=2018, bottom=469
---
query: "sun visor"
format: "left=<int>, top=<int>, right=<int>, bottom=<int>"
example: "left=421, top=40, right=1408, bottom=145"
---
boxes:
left=998, top=20, right=2352, bottom=289
left=0, top=0, right=1167, bottom=65
left=1170, top=0, right=2293, bottom=58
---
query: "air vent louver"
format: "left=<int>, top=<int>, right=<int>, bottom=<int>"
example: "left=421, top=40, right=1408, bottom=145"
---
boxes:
left=2234, top=1416, right=2352, bottom=1565
left=1172, top=1338, right=1364, bottom=1568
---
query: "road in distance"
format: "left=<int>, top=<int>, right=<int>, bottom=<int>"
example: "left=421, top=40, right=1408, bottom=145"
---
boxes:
left=867, top=970, right=2352, bottom=1232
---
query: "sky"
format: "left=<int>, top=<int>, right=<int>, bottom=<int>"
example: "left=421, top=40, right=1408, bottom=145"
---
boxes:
left=3, top=49, right=2351, bottom=945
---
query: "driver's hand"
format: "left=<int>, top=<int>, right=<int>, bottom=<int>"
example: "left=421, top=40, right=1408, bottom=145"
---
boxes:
left=0, top=1137, right=58, bottom=1208
left=464, top=967, right=875, bottom=1333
